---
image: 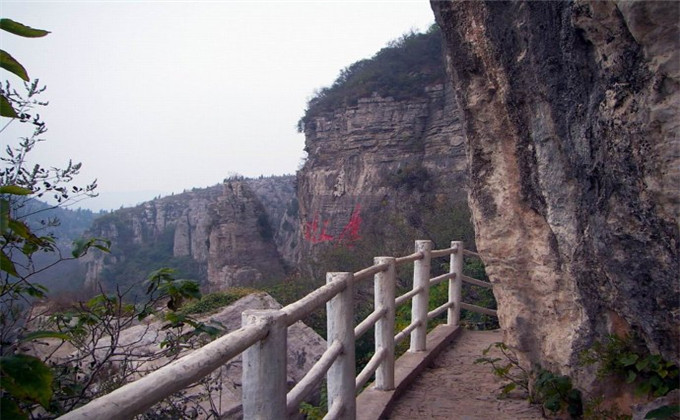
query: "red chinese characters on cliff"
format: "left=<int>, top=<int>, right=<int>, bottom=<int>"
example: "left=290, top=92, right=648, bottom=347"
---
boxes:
left=303, top=204, right=362, bottom=244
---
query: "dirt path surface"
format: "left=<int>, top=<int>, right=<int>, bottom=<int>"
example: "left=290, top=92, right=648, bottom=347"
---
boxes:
left=386, top=329, right=545, bottom=420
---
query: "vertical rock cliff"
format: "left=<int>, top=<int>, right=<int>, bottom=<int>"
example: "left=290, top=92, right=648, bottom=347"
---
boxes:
left=431, top=0, right=679, bottom=391
left=296, top=29, right=470, bottom=267
left=84, top=176, right=297, bottom=292
left=298, top=84, right=467, bottom=260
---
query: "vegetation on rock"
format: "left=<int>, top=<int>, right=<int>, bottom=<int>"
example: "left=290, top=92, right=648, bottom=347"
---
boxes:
left=580, top=334, right=679, bottom=398
left=181, top=287, right=258, bottom=315
left=298, top=24, right=445, bottom=131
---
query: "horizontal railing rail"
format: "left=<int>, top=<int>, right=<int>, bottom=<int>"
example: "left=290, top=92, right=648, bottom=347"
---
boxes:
left=59, top=323, right=270, bottom=420
left=58, top=240, right=496, bottom=420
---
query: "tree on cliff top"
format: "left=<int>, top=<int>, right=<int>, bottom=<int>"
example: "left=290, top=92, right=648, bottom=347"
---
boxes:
left=298, top=24, right=445, bottom=131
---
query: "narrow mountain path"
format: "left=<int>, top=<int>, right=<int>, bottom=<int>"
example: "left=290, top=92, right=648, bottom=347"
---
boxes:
left=386, top=329, right=545, bottom=420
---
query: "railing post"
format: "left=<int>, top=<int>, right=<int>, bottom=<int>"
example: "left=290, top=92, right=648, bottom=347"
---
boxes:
left=374, top=256, right=396, bottom=390
left=410, top=240, right=432, bottom=352
left=326, top=272, right=356, bottom=419
left=449, top=241, right=464, bottom=326
left=242, top=309, right=287, bottom=420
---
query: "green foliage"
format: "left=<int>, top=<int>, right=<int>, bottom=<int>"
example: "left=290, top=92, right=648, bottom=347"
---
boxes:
left=533, top=369, right=583, bottom=418
left=476, top=345, right=583, bottom=418
left=474, top=342, right=529, bottom=398
left=181, top=288, right=257, bottom=315
left=71, top=237, right=110, bottom=258
left=0, top=29, right=116, bottom=416
left=1, top=79, right=99, bottom=295
left=1, top=50, right=29, bottom=83
left=299, top=381, right=327, bottom=419
left=2, top=20, right=222, bottom=418
left=460, top=259, right=498, bottom=330
left=580, top=334, right=679, bottom=398
left=0, top=354, right=53, bottom=409
left=43, top=269, right=218, bottom=414
left=94, top=221, right=203, bottom=296
left=1, top=183, right=108, bottom=356
left=0, top=185, right=31, bottom=195
left=1, top=394, right=26, bottom=420
left=645, top=405, right=680, bottom=419
left=0, top=18, right=49, bottom=118
left=299, top=25, right=444, bottom=131
left=0, top=19, right=50, bottom=38
left=146, top=267, right=200, bottom=311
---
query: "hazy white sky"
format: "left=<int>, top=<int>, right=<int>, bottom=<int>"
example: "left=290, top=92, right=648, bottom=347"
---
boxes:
left=1, top=1, right=435, bottom=211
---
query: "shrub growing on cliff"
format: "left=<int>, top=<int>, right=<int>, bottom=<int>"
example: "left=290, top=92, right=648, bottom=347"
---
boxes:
left=298, top=24, right=445, bottom=131
left=580, top=334, right=679, bottom=398
left=532, top=369, right=583, bottom=418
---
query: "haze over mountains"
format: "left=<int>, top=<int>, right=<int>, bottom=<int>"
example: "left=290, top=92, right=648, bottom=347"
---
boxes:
left=8, top=2, right=679, bottom=414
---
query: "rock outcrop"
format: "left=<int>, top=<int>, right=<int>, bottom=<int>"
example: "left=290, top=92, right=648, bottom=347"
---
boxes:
left=29, top=292, right=326, bottom=417
left=431, top=0, right=679, bottom=392
left=84, top=176, right=298, bottom=291
left=297, top=83, right=468, bottom=261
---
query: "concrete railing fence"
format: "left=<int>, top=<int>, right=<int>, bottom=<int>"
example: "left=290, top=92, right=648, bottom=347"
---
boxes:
left=59, top=240, right=496, bottom=420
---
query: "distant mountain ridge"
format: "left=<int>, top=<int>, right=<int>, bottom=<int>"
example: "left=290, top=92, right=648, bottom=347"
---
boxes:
left=82, top=176, right=298, bottom=294
left=15, top=199, right=103, bottom=292
left=19, top=199, right=102, bottom=245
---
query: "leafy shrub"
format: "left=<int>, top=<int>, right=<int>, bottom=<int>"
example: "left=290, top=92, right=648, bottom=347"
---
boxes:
left=533, top=369, right=583, bottom=418
left=475, top=342, right=529, bottom=397
left=580, top=334, right=679, bottom=398
left=299, top=381, right=327, bottom=419
left=475, top=345, right=583, bottom=418
left=2, top=268, right=219, bottom=417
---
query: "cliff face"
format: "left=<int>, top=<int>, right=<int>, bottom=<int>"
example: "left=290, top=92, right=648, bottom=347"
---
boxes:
left=85, top=176, right=298, bottom=291
left=297, top=83, right=467, bottom=261
left=431, top=0, right=679, bottom=387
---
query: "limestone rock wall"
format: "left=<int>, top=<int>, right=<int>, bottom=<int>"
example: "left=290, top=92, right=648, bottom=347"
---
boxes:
left=84, top=177, right=298, bottom=291
left=431, top=0, right=679, bottom=387
left=297, top=83, right=467, bottom=260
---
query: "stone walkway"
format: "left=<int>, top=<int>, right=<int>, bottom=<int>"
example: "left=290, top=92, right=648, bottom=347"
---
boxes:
left=386, top=329, right=545, bottom=420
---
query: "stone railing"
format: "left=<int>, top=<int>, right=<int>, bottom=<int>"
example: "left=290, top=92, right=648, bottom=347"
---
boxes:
left=59, top=240, right=496, bottom=420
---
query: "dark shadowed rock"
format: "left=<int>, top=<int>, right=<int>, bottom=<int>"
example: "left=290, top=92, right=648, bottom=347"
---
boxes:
left=431, top=0, right=679, bottom=396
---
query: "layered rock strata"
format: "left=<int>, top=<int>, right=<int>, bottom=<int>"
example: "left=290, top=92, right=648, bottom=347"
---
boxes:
left=84, top=177, right=298, bottom=291
left=297, top=83, right=467, bottom=258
